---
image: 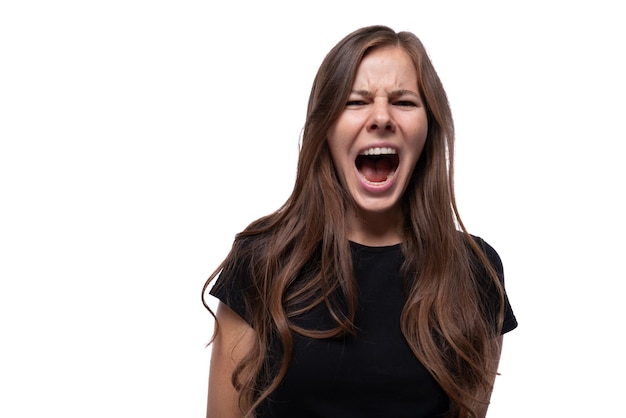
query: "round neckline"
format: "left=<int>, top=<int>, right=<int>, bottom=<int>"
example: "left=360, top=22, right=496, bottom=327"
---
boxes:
left=349, top=240, right=402, bottom=252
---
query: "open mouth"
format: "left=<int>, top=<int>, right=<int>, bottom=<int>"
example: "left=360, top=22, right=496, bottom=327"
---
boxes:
left=355, top=147, right=399, bottom=184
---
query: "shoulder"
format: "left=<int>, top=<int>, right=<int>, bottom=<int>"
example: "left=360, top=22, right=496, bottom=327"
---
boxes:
left=209, top=232, right=269, bottom=324
left=467, top=234, right=519, bottom=333
left=468, top=234, right=503, bottom=276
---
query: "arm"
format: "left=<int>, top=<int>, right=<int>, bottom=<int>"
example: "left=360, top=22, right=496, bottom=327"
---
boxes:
left=206, top=301, right=256, bottom=418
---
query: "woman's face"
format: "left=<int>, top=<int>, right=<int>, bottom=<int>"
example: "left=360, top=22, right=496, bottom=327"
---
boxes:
left=327, top=45, right=428, bottom=222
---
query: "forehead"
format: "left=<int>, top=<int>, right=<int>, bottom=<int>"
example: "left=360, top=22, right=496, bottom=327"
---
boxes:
left=353, top=46, right=418, bottom=89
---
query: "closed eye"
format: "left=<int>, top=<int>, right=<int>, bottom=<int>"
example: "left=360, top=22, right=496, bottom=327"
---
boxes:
left=394, top=100, right=418, bottom=107
left=346, top=100, right=368, bottom=107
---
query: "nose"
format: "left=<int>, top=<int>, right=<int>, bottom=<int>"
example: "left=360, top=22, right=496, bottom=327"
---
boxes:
left=367, top=100, right=395, bottom=133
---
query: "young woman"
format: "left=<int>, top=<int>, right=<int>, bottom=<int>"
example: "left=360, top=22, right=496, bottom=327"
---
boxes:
left=202, top=25, right=517, bottom=418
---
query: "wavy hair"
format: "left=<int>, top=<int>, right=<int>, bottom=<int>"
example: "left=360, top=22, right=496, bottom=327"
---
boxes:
left=203, top=25, right=505, bottom=418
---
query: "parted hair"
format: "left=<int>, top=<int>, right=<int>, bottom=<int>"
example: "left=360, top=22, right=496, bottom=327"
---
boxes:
left=203, top=25, right=505, bottom=418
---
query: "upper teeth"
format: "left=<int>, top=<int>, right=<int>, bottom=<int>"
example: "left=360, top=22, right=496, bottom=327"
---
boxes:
left=360, top=147, right=396, bottom=156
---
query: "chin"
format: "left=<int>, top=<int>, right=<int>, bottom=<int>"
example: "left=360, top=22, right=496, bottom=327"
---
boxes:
left=353, top=197, right=402, bottom=216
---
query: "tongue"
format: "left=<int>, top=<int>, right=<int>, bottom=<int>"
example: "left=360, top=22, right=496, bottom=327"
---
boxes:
left=361, top=157, right=392, bottom=183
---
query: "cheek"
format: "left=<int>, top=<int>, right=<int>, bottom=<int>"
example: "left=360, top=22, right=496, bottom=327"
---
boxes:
left=326, top=126, right=350, bottom=164
left=325, top=136, right=345, bottom=182
left=326, top=137, right=354, bottom=191
left=326, top=133, right=339, bottom=165
left=410, top=118, right=429, bottom=150
left=403, top=122, right=428, bottom=168
left=327, top=113, right=359, bottom=147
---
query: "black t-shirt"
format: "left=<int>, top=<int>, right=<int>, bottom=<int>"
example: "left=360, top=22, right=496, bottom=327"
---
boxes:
left=210, top=237, right=518, bottom=418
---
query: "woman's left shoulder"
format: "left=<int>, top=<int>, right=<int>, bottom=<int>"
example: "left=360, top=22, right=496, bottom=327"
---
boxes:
left=466, top=234, right=518, bottom=333
left=468, top=234, right=500, bottom=256
left=465, top=234, right=504, bottom=277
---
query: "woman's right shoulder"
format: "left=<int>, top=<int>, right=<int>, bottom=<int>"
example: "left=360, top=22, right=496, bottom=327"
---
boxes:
left=209, top=232, right=267, bottom=325
left=232, top=214, right=277, bottom=250
left=230, top=227, right=271, bottom=260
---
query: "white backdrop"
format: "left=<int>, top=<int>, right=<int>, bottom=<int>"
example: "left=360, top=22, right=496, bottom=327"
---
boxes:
left=1, top=1, right=624, bottom=417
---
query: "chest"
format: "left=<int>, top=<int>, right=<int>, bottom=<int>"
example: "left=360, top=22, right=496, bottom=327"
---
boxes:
left=260, top=248, right=450, bottom=417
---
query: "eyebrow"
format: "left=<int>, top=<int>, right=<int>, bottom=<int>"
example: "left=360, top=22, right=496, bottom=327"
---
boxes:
left=351, top=89, right=421, bottom=99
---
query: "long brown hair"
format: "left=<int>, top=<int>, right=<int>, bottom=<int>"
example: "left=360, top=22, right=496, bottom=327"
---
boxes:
left=202, top=25, right=505, bottom=418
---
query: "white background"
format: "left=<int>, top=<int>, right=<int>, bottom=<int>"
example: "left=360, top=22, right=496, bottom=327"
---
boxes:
left=1, top=1, right=624, bottom=417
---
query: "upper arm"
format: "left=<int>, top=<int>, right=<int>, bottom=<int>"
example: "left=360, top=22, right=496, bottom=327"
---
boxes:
left=207, top=301, right=256, bottom=418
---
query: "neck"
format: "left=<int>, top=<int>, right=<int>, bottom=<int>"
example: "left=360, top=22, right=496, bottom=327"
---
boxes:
left=346, top=207, right=403, bottom=247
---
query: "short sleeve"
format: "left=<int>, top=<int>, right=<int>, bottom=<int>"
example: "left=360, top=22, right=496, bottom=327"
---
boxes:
left=473, top=236, right=518, bottom=335
left=209, top=249, right=255, bottom=325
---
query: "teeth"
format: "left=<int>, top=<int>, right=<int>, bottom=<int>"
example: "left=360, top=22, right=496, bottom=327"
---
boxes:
left=360, top=147, right=396, bottom=156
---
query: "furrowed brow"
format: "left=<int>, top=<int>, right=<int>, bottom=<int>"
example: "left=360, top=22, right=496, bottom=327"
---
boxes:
left=350, top=89, right=421, bottom=99
left=390, top=89, right=421, bottom=99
